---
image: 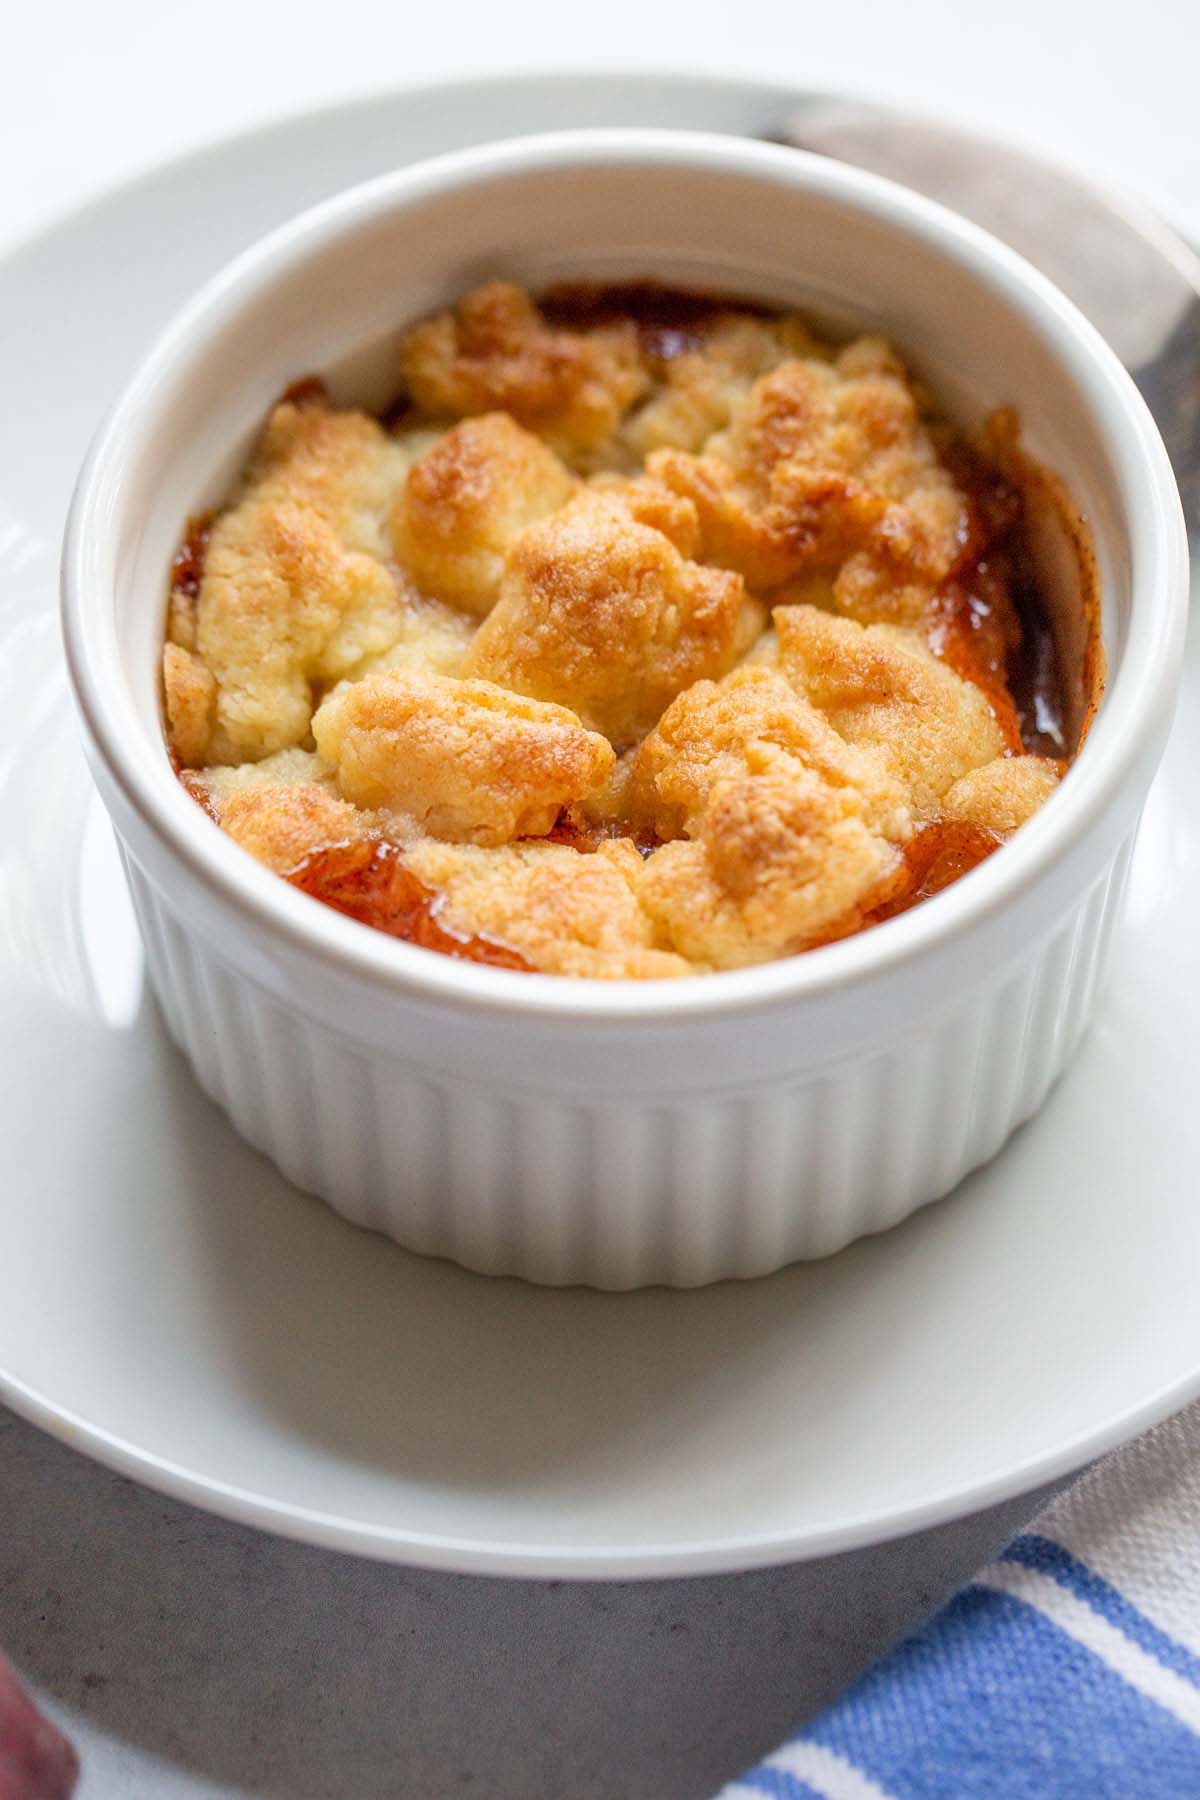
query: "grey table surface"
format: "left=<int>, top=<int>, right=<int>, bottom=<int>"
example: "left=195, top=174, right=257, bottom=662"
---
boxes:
left=0, top=1406, right=1065, bottom=1799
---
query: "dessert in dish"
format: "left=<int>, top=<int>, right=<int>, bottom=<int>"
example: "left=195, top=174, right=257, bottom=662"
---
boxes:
left=162, top=280, right=1096, bottom=979
left=69, top=126, right=1180, bottom=1287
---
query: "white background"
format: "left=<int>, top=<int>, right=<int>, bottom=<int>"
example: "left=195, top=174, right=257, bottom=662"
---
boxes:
left=1, top=3, right=1197, bottom=1796
left=2, top=0, right=1199, bottom=253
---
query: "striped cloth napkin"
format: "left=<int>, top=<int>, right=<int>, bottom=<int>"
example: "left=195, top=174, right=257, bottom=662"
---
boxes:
left=719, top=1403, right=1200, bottom=1799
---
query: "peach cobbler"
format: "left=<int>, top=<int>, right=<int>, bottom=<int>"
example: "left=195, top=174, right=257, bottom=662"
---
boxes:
left=162, top=281, right=1094, bottom=978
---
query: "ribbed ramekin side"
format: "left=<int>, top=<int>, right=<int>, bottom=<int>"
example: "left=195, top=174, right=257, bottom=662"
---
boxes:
left=122, top=832, right=1134, bottom=1289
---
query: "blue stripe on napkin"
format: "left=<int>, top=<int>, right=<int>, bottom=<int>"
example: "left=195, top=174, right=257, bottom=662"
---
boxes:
left=999, top=1533, right=1200, bottom=1686
left=719, top=1538, right=1200, bottom=1800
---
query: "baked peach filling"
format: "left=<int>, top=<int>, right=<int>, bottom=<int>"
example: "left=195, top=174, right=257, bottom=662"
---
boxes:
left=163, top=281, right=1095, bottom=978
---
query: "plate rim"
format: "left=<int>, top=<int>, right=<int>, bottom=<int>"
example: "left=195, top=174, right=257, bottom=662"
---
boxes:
left=5, top=1358, right=1200, bottom=1578
left=4, top=64, right=1199, bottom=1577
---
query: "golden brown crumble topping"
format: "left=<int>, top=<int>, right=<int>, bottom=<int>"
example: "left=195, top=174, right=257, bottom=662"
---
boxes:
left=392, top=411, right=575, bottom=616
left=462, top=491, right=762, bottom=745
left=401, top=281, right=646, bottom=456
left=162, top=281, right=1095, bottom=979
left=311, top=668, right=613, bottom=847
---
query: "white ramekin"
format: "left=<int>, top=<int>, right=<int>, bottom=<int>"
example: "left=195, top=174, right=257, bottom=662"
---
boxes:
left=61, top=130, right=1187, bottom=1288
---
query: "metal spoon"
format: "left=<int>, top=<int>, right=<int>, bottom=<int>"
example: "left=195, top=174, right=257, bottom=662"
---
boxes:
left=776, top=98, right=1200, bottom=543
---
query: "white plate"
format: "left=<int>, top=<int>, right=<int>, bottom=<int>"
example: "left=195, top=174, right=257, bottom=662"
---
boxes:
left=3, top=71, right=1199, bottom=1579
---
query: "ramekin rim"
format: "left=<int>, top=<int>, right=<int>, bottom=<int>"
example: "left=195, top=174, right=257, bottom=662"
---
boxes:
left=61, top=126, right=1189, bottom=1023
